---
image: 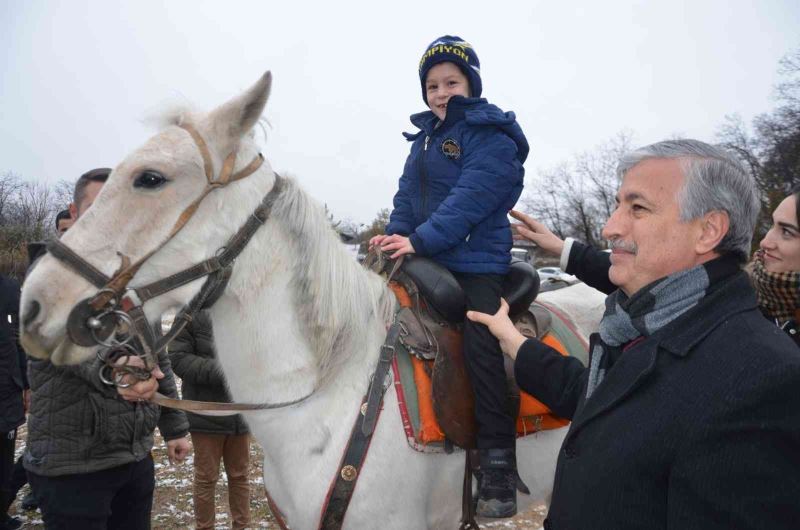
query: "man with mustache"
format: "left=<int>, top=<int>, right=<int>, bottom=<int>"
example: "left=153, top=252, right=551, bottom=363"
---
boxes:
left=468, top=139, right=800, bottom=529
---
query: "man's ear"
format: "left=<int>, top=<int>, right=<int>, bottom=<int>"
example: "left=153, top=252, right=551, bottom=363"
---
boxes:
left=696, top=210, right=730, bottom=254
left=68, top=203, right=78, bottom=221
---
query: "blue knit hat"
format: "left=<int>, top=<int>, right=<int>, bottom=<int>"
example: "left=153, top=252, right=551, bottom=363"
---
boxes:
left=418, top=35, right=482, bottom=105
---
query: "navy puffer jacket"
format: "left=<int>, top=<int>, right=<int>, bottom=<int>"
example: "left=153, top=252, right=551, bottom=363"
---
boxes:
left=386, top=96, right=528, bottom=274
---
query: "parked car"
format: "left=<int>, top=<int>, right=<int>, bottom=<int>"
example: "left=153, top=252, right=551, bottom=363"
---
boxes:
left=511, top=248, right=533, bottom=264
left=537, top=266, right=576, bottom=283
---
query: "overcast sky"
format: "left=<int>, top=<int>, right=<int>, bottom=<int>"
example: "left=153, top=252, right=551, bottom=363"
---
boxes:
left=1, top=0, right=798, bottom=225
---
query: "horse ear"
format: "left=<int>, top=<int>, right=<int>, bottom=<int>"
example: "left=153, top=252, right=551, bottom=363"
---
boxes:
left=207, top=71, right=272, bottom=147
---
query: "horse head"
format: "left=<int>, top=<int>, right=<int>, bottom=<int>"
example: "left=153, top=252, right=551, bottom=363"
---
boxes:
left=21, top=71, right=276, bottom=365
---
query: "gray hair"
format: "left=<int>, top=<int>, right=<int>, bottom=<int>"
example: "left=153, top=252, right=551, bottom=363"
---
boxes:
left=618, top=139, right=760, bottom=262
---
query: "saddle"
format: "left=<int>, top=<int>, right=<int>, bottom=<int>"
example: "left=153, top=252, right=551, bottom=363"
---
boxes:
left=365, top=252, right=561, bottom=449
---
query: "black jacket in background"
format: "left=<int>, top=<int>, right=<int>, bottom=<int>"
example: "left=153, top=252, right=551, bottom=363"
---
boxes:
left=515, top=270, right=800, bottom=529
left=0, top=274, right=25, bottom=433
left=168, top=311, right=248, bottom=435
left=563, top=240, right=615, bottom=295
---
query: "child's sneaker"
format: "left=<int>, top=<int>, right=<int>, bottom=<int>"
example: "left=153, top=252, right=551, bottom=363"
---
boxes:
left=476, top=448, right=517, bottom=518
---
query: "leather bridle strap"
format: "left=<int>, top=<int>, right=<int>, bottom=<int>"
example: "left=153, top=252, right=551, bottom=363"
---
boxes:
left=47, top=167, right=282, bottom=312
left=128, top=174, right=285, bottom=305
left=47, top=238, right=110, bottom=289
left=316, top=317, right=401, bottom=529
left=88, top=123, right=264, bottom=311
left=181, top=122, right=216, bottom=181
left=127, top=169, right=282, bottom=356
left=151, top=388, right=315, bottom=415
left=46, top=125, right=312, bottom=414
left=125, top=175, right=291, bottom=406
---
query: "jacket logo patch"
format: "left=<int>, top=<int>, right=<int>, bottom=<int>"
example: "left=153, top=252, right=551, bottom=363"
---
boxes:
left=441, top=139, right=461, bottom=160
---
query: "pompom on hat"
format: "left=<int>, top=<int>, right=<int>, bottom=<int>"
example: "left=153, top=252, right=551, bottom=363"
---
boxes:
left=418, top=35, right=481, bottom=104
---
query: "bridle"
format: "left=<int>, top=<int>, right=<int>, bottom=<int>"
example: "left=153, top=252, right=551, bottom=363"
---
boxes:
left=47, top=123, right=313, bottom=413
left=46, top=121, right=400, bottom=529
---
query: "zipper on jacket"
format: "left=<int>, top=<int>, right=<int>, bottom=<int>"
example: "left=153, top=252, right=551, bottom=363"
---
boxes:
left=419, top=135, right=430, bottom=217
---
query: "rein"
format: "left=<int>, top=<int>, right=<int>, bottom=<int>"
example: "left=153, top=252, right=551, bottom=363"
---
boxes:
left=49, top=123, right=314, bottom=414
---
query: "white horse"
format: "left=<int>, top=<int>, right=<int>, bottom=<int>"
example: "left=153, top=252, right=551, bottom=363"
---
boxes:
left=20, top=72, right=605, bottom=529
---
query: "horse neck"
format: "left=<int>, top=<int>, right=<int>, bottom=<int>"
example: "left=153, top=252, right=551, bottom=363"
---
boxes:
left=207, top=177, right=395, bottom=410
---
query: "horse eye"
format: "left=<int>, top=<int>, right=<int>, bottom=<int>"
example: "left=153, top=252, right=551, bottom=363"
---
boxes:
left=133, top=170, right=168, bottom=189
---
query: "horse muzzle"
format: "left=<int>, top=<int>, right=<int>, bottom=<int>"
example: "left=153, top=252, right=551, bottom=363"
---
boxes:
left=20, top=295, right=101, bottom=365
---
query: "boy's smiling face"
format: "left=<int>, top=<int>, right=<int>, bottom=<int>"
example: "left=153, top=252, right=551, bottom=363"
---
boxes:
left=425, top=62, right=470, bottom=120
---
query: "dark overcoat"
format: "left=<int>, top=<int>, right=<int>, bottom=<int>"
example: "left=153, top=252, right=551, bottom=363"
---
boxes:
left=0, top=274, right=25, bottom=433
left=516, top=270, right=800, bottom=529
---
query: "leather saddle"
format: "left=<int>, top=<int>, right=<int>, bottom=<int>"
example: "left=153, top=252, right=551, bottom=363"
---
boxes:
left=366, top=252, right=548, bottom=449
left=400, top=255, right=540, bottom=323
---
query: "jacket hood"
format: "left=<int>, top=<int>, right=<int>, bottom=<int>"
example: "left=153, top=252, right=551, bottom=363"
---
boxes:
left=406, top=96, right=529, bottom=163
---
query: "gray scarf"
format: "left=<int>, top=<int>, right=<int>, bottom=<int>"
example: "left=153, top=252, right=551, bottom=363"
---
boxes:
left=586, top=256, right=738, bottom=399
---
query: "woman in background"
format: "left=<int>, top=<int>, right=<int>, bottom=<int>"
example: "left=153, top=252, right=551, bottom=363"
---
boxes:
left=752, top=185, right=800, bottom=346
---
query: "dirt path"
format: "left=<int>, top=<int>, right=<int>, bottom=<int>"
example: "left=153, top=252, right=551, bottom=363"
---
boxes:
left=10, top=424, right=545, bottom=529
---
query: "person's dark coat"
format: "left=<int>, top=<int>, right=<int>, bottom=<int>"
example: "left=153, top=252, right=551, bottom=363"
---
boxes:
left=515, top=270, right=800, bottom=529
left=385, top=96, right=528, bottom=275
left=168, top=312, right=248, bottom=435
left=780, top=319, right=800, bottom=347
left=563, top=239, right=615, bottom=295
left=25, top=347, right=188, bottom=477
left=0, top=274, right=25, bottom=433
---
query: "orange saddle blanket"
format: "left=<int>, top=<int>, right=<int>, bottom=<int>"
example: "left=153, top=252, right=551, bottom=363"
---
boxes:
left=389, top=287, right=587, bottom=453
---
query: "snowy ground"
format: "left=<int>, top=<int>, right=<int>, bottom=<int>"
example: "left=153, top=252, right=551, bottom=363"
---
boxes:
left=9, top=423, right=546, bottom=529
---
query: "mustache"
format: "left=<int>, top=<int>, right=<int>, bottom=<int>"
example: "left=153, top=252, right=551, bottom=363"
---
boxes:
left=608, top=239, right=638, bottom=254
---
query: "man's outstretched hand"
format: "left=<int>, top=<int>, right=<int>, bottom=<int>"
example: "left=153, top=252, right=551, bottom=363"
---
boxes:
left=510, top=210, right=565, bottom=258
left=467, top=298, right=528, bottom=360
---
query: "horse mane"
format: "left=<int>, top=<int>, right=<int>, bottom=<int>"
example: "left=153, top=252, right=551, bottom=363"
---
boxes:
left=272, top=177, right=395, bottom=384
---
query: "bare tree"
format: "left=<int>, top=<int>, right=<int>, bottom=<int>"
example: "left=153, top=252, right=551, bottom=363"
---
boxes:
left=358, top=208, right=391, bottom=253
left=0, top=171, right=22, bottom=225
left=521, top=132, right=634, bottom=248
left=717, top=47, right=800, bottom=247
left=14, top=181, right=56, bottom=239
left=576, top=130, right=634, bottom=220
left=54, top=179, right=76, bottom=211
left=0, top=173, right=73, bottom=279
left=776, top=49, right=800, bottom=109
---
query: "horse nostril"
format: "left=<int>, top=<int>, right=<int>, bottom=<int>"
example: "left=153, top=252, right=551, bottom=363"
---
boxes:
left=23, top=300, right=41, bottom=327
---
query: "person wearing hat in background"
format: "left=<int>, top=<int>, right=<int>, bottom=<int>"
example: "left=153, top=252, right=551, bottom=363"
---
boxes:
left=751, top=185, right=800, bottom=347
left=370, top=35, right=529, bottom=518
